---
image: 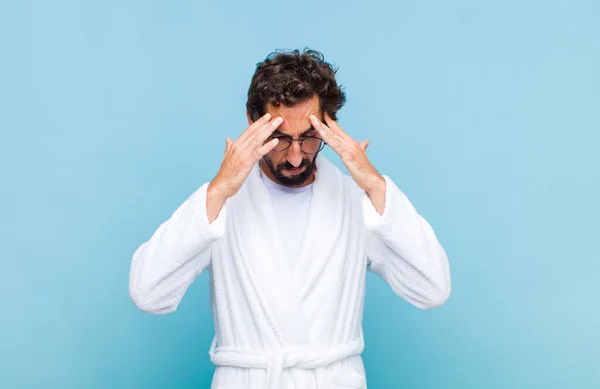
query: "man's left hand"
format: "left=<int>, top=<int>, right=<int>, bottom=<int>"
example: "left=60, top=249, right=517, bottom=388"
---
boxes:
left=309, top=113, right=386, bottom=213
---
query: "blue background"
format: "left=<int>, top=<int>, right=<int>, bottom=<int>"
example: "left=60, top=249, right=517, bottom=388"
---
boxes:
left=1, top=1, right=599, bottom=388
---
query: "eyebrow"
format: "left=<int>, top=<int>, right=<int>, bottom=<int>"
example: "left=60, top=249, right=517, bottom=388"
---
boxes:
left=273, top=127, right=317, bottom=137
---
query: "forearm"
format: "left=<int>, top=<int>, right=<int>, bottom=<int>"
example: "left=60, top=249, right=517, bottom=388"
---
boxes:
left=206, top=181, right=229, bottom=224
left=364, top=176, right=451, bottom=308
left=129, top=182, right=226, bottom=313
left=365, top=174, right=387, bottom=215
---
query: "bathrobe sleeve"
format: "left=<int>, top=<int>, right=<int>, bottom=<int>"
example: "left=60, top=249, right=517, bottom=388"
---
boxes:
left=129, top=182, right=227, bottom=314
left=362, top=175, right=451, bottom=309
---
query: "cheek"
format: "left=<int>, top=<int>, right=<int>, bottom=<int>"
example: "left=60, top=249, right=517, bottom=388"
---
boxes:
left=265, top=150, right=284, bottom=165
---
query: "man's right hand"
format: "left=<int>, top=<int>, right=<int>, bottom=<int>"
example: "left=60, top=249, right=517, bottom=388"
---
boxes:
left=206, top=113, right=283, bottom=223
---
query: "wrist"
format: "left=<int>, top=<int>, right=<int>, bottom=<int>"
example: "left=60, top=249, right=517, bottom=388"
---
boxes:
left=365, top=174, right=386, bottom=197
left=207, top=180, right=229, bottom=203
left=365, top=174, right=386, bottom=216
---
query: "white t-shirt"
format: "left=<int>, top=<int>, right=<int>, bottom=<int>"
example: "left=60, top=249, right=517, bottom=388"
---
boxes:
left=260, top=170, right=313, bottom=268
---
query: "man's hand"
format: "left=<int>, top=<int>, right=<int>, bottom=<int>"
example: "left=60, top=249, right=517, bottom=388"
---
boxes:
left=309, top=113, right=386, bottom=214
left=206, top=113, right=282, bottom=222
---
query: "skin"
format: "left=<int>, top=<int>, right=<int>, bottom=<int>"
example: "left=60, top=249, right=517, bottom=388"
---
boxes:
left=257, top=95, right=323, bottom=188
left=206, top=95, right=386, bottom=223
left=309, top=112, right=386, bottom=214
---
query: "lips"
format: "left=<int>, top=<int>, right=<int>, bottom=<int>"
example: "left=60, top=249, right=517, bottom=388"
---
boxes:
left=285, top=167, right=304, bottom=174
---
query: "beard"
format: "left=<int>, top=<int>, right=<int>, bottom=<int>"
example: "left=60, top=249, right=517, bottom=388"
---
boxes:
left=262, top=154, right=318, bottom=187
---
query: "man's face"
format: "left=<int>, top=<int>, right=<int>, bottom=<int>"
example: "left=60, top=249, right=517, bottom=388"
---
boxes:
left=252, top=95, right=323, bottom=187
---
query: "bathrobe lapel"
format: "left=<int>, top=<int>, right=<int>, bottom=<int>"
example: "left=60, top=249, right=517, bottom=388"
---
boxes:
left=233, top=162, right=310, bottom=345
left=232, top=155, right=346, bottom=345
left=291, top=155, right=347, bottom=300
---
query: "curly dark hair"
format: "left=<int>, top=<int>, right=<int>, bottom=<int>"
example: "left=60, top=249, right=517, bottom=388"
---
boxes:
left=246, top=48, right=346, bottom=122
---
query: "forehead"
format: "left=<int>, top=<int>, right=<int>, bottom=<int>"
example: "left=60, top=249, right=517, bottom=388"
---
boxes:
left=265, top=95, right=321, bottom=135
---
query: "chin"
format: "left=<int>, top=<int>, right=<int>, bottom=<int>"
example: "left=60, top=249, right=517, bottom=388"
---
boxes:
left=276, top=175, right=309, bottom=187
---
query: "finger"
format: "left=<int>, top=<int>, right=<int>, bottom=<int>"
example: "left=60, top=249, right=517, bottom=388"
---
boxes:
left=225, top=137, right=233, bottom=154
left=359, top=140, right=369, bottom=152
left=323, top=112, right=343, bottom=134
left=241, top=115, right=283, bottom=150
left=309, top=115, right=333, bottom=142
left=323, top=112, right=352, bottom=142
left=324, top=114, right=362, bottom=154
left=238, top=112, right=272, bottom=144
left=310, top=115, right=343, bottom=152
left=317, top=114, right=343, bottom=143
left=251, top=116, right=284, bottom=146
left=257, top=137, right=279, bottom=156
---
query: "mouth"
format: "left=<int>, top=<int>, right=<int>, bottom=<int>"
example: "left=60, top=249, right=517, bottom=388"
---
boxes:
left=283, top=166, right=304, bottom=175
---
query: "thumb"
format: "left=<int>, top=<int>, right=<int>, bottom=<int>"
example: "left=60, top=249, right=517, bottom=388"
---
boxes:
left=225, top=138, right=233, bottom=154
left=359, top=140, right=370, bottom=152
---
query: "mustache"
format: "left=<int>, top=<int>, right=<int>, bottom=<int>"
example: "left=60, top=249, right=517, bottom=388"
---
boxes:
left=277, top=159, right=310, bottom=171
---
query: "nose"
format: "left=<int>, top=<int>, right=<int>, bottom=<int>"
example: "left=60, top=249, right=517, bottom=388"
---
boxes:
left=286, top=140, right=304, bottom=167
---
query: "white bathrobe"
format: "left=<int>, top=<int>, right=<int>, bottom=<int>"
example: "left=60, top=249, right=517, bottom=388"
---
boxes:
left=129, top=155, right=451, bottom=389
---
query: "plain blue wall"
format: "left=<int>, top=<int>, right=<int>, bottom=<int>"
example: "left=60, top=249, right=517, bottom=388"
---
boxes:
left=1, top=1, right=599, bottom=388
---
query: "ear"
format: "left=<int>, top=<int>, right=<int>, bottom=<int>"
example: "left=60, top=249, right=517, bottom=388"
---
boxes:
left=246, top=111, right=253, bottom=126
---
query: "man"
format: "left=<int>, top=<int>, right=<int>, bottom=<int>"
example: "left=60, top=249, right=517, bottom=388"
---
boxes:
left=129, top=48, right=451, bottom=389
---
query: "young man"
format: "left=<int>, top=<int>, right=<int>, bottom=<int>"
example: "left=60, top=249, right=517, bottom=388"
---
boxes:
left=129, top=48, right=451, bottom=389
